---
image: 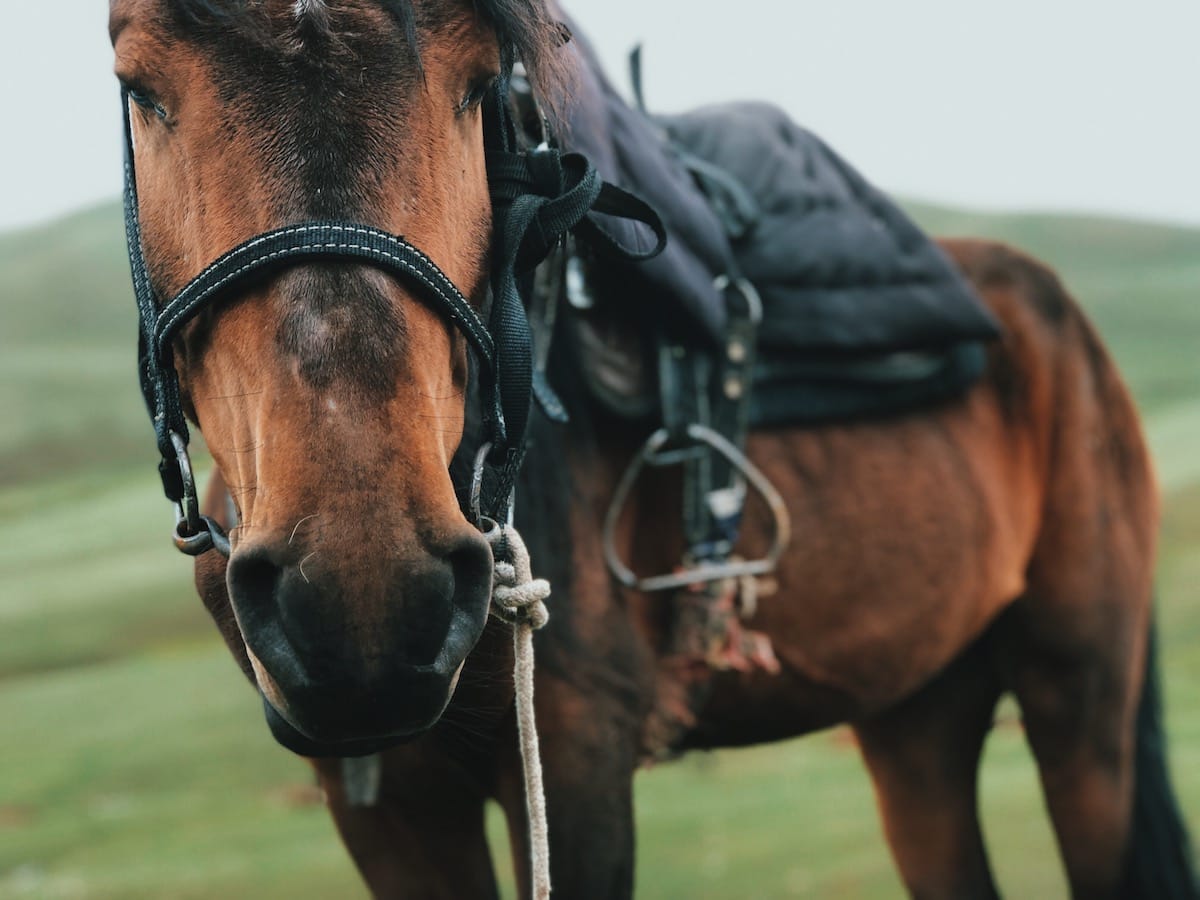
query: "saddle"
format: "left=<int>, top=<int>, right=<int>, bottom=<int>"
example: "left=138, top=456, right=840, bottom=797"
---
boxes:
left=555, top=35, right=998, bottom=426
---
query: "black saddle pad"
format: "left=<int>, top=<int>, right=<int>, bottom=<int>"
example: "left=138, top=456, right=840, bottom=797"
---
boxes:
left=748, top=342, right=988, bottom=428
left=560, top=28, right=1000, bottom=355
left=660, top=104, right=1000, bottom=353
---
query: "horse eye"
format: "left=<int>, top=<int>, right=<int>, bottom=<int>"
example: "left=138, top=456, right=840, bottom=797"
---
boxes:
left=457, top=78, right=495, bottom=116
left=126, top=85, right=169, bottom=122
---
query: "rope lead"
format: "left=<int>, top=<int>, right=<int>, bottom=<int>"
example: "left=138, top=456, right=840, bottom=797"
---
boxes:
left=483, top=521, right=552, bottom=900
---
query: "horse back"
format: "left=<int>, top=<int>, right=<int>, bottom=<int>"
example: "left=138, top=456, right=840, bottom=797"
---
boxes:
left=648, top=236, right=1157, bottom=752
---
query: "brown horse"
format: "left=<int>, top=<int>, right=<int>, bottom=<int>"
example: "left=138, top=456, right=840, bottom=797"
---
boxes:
left=110, top=0, right=1194, bottom=897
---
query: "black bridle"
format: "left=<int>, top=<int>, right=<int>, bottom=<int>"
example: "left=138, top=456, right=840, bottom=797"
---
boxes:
left=121, top=69, right=664, bottom=558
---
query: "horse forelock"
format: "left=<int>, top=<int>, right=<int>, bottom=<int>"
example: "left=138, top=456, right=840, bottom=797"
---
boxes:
left=164, top=0, right=568, bottom=98
left=169, top=0, right=397, bottom=50
left=292, top=0, right=325, bottom=20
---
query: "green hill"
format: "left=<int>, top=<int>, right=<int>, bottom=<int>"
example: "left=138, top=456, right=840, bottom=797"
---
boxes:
left=0, top=202, right=147, bottom=485
left=908, top=201, right=1200, bottom=415
left=0, top=199, right=1197, bottom=898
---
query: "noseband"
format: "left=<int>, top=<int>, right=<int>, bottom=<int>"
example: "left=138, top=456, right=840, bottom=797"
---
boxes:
left=121, top=70, right=664, bottom=557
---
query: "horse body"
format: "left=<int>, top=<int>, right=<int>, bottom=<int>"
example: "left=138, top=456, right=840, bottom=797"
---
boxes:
left=112, top=0, right=1190, bottom=896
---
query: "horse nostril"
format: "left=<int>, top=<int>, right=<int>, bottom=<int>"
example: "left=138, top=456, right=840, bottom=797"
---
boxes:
left=445, top=531, right=495, bottom=616
left=227, top=547, right=284, bottom=617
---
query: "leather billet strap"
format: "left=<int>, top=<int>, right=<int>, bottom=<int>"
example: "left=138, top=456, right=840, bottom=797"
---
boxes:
left=480, top=72, right=666, bottom=509
left=121, top=75, right=665, bottom=551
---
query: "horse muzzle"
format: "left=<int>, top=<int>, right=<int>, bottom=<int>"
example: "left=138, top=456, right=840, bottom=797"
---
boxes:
left=255, top=651, right=472, bottom=758
left=226, top=531, right=492, bottom=755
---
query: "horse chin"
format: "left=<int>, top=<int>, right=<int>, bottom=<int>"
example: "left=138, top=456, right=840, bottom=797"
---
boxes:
left=257, top=659, right=469, bottom=759
left=261, top=699, right=423, bottom=758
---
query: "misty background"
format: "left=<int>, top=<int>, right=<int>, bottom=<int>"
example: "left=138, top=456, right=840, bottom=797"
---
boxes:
left=2, top=4, right=1198, bottom=898
left=3, top=0, right=1199, bottom=232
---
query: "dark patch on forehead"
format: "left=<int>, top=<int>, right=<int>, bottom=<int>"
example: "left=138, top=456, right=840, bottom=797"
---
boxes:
left=167, top=1, right=422, bottom=64
left=276, top=265, right=406, bottom=397
left=159, top=1, right=568, bottom=220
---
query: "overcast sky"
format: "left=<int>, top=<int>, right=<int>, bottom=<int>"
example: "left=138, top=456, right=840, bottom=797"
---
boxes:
left=3, top=0, right=1198, bottom=233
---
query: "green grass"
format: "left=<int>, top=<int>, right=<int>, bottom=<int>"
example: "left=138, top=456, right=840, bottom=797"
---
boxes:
left=0, top=646, right=358, bottom=900
left=0, top=469, right=211, bottom=679
left=908, top=203, right=1200, bottom=416
left=0, top=203, right=148, bottom=485
left=0, top=199, right=1198, bottom=897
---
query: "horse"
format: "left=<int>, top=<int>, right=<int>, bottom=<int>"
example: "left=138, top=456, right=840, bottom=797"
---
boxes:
left=109, top=0, right=1195, bottom=897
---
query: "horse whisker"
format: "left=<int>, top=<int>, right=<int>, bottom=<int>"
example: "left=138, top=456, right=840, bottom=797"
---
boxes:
left=418, top=390, right=465, bottom=401
left=289, top=514, right=319, bottom=546
left=203, top=389, right=265, bottom=401
left=299, top=552, right=317, bottom=584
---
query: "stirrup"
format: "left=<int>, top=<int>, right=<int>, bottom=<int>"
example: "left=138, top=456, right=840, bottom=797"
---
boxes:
left=602, top=424, right=791, bottom=592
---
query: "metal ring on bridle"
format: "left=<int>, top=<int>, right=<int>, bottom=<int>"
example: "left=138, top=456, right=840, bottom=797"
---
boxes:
left=713, top=274, right=764, bottom=325
left=170, top=430, right=202, bottom=536
left=169, top=430, right=232, bottom=558
left=470, top=441, right=494, bottom=528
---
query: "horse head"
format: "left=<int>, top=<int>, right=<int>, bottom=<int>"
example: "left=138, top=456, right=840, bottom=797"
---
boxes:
left=109, top=0, right=565, bottom=755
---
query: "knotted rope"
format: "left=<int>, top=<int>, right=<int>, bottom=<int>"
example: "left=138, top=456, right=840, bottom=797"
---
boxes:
left=484, top=521, right=552, bottom=900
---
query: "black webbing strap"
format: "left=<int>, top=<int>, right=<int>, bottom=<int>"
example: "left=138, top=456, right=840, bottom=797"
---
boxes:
left=155, top=224, right=495, bottom=369
left=479, top=74, right=666, bottom=511
left=626, top=47, right=766, bottom=571
left=122, top=88, right=191, bottom=503
left=487, top=152, right=667, bottom=273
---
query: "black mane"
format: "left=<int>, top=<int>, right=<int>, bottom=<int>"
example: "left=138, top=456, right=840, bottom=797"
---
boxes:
left=170, top=0, right=567, bottom=93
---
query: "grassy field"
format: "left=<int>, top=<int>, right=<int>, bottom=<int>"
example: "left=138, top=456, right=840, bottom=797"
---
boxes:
left=1, top=200, right=1197, bottom=898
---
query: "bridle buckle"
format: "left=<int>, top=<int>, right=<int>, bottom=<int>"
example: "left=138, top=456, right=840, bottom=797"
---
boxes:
left=169, top=431, right=231, bottom=557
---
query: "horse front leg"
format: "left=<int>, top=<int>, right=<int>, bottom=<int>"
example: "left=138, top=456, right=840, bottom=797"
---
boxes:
left=315, top=743, right=500, bottom=900
left=496, top=670, right=641, bottom=900
left=853, top=636, right=1005, bottom=900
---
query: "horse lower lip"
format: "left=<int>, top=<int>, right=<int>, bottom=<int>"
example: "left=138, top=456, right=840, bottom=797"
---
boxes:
left=262, top=676, right=453, bottom=748
left=244, top=592, right=487, bottom=742
left=270, top=655, right=470, bottom=755
left=263, top=699, right=421, bottom=757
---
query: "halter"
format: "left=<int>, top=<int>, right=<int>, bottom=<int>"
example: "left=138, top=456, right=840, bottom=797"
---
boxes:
left=121, top=72, right=665, bottom=557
